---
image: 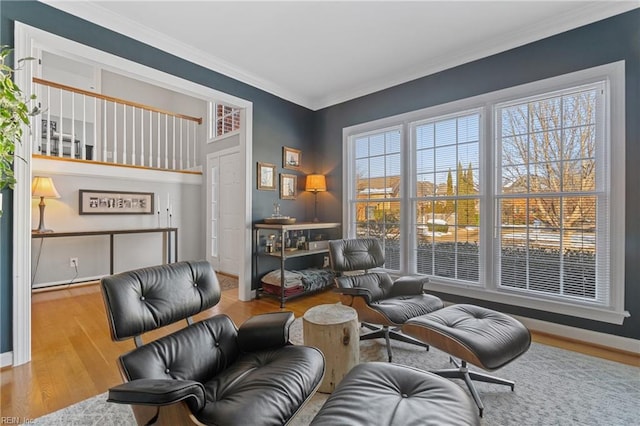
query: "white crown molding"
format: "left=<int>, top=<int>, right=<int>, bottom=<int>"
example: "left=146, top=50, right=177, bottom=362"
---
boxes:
left=310, top=2, right=639, bottom=110
left=38, top=0, right=310, bottom=108
left=40, top=1, right=638, bottom=111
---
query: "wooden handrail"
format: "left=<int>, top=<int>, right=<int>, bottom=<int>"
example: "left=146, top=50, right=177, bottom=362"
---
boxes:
left=33, top=77, right=202, bottom=124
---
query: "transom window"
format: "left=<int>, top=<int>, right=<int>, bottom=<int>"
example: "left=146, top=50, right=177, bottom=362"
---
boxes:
left=208, top=102, right=241, bottom=140
left=344, top=62, right=627, bottom=324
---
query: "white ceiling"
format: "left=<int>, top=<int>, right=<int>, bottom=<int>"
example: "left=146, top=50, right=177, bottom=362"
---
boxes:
left=43, top=1, right=638, bottom=110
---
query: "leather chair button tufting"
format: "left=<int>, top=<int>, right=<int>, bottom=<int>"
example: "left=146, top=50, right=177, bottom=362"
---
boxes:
left=215, top=342, right=220, bottom=347
left=140, top=296, right=145, bottom=301
left=165, top=368, right=170, bottom=374
left=193, top=283, right=198, bottom=287
left=401, top=393, right=408, bottom=398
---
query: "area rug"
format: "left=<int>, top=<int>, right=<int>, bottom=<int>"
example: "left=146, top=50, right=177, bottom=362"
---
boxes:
left=34, top=318, right=639, bottom=425
left=218, top=274, right=238, bottom=291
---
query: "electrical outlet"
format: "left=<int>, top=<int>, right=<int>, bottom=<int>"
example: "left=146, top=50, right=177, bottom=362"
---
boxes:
left=70, top=257, right=78, bottom=268
left=323, top=256, right=330, bottom=268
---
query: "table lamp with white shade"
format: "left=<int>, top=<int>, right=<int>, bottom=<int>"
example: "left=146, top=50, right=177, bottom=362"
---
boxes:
left=32, top=176, right=60, bottom=233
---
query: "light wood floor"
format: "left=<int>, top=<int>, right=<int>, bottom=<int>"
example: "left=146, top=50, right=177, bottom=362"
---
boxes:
left=1, top=283, right=638, bottom=421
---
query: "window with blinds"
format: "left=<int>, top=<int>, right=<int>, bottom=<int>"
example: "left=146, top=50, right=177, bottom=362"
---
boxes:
left=343, top=62, right=626, bottom=323
left=496, top=84, right=606, bottom=304
left=413, top=112, right=480, bottom=282
left=351, top=127, right=402, bottom=270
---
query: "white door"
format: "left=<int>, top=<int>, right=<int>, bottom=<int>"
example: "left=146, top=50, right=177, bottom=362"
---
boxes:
left=207, top=149, right=241, bottom=276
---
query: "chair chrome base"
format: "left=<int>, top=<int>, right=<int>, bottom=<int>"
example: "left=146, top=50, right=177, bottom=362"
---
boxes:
left=360, top=324, right=429, bottom=362
left=432, top=358, right=515, bottom=417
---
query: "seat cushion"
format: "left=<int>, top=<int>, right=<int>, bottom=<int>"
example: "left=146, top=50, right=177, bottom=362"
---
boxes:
left=403, top=304, right=531, bottom=370
left=372, top=293, right=444, bottom=324
left=311, top=362, right=479, bottom=426
left=195, top=345, right=325, bottom=426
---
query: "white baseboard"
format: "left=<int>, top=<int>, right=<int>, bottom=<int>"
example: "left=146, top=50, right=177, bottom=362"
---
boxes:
left=32, top=275, right=105, bottom=290
left=516, top=315, right=640, bottom=355
left=440, top=301, right=639, bottom=354
left=1, top=351, right=13, bottom=368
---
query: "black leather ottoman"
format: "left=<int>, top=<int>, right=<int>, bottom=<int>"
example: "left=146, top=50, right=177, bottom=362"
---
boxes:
left=311, top=362, right=480, bottom=426
left=402, top=304, right=531, bottom=416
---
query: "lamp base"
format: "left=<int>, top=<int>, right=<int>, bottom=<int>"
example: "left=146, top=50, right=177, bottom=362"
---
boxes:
left=32, top=228, right=54, bottom=234
left=34, top=198, right=54, bottom=233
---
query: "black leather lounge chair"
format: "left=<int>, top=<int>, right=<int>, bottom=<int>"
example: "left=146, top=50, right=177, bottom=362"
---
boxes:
left=328, top=238, right=444, bottom=362
left=100, top=260, right=325, bottom=426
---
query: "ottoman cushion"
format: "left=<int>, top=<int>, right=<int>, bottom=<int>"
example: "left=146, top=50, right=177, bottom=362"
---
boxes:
left=311, top=362, right=479, bottom=426
left=403, top=304, right=531, bottom=370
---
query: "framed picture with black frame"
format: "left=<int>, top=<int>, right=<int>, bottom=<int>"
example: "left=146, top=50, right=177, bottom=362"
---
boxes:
left=79, top=189, right=154, bottom=214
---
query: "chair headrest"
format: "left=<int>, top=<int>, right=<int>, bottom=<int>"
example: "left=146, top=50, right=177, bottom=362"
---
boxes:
left=101, top=260, right=220, bottom=341
left=329, top=238, right=385, bottom=272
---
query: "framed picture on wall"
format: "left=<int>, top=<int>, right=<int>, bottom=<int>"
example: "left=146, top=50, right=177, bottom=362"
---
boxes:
left=79, top=189, right=154, bottom=214
left=257, top=162, right=277, bottom=190
left=282, top=146, right=301, bottom=170
left=280, top=173, right=297, bottom=200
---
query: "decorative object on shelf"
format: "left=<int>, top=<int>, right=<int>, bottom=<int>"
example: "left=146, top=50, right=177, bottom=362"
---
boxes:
left=280, top=173, right=297, bottom=200
left=257, top=162, right=277, bottom=190
left=254, top=221, right=341, bottom=308
left=282, top=146, right=301, bottom=170
left=166, top=193, right=173, bottom=228
left=79, top=189, right=154, bottom=215
left=305, top=174, right=327, bottom=222
left=31, top=176, right=60, bottom=233
left=264, top=217, right=296, bottom=224
left=265, top=201, right=296, bottom=224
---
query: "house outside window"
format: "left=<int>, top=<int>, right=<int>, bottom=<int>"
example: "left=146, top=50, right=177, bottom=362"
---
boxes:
left=496, top=85, right=603, bottom=304
left=343, top=62, right=627, bottom=324
left=351, top=128, right=402, bottom=267
left=208, top=102, right=241, bottom=141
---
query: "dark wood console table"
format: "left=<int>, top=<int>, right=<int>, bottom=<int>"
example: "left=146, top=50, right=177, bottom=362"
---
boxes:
left=31, top=227, right=178, bottom=275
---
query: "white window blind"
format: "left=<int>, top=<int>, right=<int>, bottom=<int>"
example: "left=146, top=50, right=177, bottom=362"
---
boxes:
left=413, top=112, right=481, bottom=282
left=343, top=62, right=626, bottom=323
left=496, top=83, right=608, bottom=305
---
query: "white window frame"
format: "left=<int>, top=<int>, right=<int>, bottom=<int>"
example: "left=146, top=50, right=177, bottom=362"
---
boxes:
left=207, top=101, right=241, bottom=142
left=342, top=61, right=627, bottom=324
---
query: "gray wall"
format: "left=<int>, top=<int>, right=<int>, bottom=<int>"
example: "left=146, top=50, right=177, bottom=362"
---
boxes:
left=29, top=173, right=202, bottom=287
left=1, top=2, right=637, bottom=354
left=0, top=1, right=316, bottom=353
left=313, top=8, right=640, bottom=340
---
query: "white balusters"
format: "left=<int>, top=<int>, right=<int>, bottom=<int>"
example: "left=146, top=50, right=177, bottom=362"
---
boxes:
left=32, top=78, right=203, bottom=171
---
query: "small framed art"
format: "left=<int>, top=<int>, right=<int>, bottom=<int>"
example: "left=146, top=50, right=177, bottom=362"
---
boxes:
left=282, top=146, right=301, bottom=170
left=280, top=173, right=297, bottom=200
left=257, top=162, right=277, bottom=190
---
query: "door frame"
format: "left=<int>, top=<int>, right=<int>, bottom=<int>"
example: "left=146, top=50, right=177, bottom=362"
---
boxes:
left=206, top=146, right=241, bottom=276
left=10, top=22, right=253, bottom=366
